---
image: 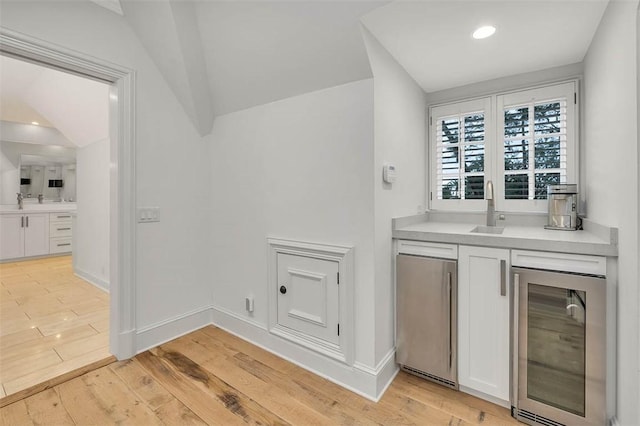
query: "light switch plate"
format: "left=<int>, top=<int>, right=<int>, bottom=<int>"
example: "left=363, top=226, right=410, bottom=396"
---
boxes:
left=138, top=207, right=160, bottom=223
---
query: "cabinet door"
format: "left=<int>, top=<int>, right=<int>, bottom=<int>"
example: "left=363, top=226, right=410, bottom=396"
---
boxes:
left=24, top=214, right=49, bottom=257
left=458, top=245, right=510, bottom=403
left=277, top=253, right=340, bottom=345
left=0, top=215, right=25, bottom=260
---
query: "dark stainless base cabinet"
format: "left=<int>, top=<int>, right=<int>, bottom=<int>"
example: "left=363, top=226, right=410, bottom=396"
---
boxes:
left=512, top=267, right=606, bottom=426
left=396, top=254, right=457, bottom=389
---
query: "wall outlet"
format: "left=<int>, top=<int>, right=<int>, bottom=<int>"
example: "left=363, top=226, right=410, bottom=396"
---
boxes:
left=245, top=296, right=254, bottom=313
left=138, top=207, right=160, bottom=223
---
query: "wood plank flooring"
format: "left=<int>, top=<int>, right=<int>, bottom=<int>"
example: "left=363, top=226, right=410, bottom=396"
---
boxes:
left=0, top=256, right=112, bottom=400
left=0, top=325, right=519, bottom=425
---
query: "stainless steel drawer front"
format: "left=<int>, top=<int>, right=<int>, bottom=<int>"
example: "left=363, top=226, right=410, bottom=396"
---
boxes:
left=396, top=254, right=457, bottom=389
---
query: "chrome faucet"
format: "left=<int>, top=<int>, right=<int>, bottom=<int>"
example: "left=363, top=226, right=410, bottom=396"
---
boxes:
left=486, top=180, right=496, bottom=226
left=17, top=193, right=24, bottom=210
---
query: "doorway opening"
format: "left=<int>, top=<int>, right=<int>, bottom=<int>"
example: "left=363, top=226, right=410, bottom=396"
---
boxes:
left=0, top=29, right=136, bottom=404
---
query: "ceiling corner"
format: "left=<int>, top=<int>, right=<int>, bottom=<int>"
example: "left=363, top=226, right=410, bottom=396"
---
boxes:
left=89, top=0, right=124, bottom=16
left=121, top=0, right=214, bottom=136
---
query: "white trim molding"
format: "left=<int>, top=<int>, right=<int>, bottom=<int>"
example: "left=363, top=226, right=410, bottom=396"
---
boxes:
left=74, top=269, right=109, bottom=293
left=0, top=28, right=137, bottom=360
left=135, top=306, right=213, bottom=354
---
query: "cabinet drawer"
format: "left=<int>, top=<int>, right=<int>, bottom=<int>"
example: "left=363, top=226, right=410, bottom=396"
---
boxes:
left=50, top=237, right=72, bottom=254
left=397, top=240, right=458, bottom=259
left=511, top=250, right=606, bottom=276
left=50, top=222, right=73, bottom=238
left=49, top=212, right=73, bottom=223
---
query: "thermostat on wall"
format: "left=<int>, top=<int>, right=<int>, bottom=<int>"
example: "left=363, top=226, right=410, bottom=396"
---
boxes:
left=383, top=163, right=397, bottom=184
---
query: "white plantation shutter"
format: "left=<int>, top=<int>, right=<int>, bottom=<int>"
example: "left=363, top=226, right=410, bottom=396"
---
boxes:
left=435, top=113, right=485, bottom=199
left=430, top=97, right=492, bottom=211
left=429, top=81, right=577, bottom=212
left=497, top=81, right=576, bottom=212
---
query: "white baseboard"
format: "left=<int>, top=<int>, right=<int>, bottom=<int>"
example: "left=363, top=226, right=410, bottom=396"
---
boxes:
left=135, top=306, right=212, bottom=354
left=113, top=328, right=136, bottom=360
left=74, top=268, right=109, bottom=293
left=210, top=304, right=396, bottom=401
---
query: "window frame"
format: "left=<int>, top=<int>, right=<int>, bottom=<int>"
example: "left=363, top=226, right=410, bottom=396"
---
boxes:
left=428, top=80, right=578, bottom=213
left=429, top=97, right=493, bottom=211
left=495, top=81, right=578, bottom=212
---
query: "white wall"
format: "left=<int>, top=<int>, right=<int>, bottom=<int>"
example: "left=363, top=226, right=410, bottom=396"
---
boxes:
left=75, top=138, right=110, bottom=290
left=206, top=79, right=377, bottom=366
left=0, top=140, right=76, bottom=205
left=583, top=0, right=639, bottom=424
left=1, top=1, right=211, bottom=340
left=361, top=27, right=427, bottom=365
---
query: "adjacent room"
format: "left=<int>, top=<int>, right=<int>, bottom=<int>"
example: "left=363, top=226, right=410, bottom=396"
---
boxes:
left=0, top=56, right=112, bottom=397
left=0, top=0, right=637, bottom=425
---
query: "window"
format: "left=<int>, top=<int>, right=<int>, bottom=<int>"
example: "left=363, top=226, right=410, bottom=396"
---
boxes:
left=430, top=97, right=492, bottom=211
left=429, top=81, right=577, bottom=212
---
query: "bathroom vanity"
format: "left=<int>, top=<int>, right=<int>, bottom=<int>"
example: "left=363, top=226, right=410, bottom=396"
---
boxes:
left=0, top=203, right=76, bottom=261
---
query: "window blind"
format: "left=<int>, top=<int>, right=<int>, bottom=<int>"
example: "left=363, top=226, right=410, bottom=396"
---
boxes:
left=436, top=112, right=485, bottom=200
left=503, top=99, right=567, bottom=200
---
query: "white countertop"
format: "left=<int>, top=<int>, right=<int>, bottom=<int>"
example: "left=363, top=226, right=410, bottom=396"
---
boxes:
left=393, top=216, right=617, bottom=257
left=0, top=203, right=77, bottom=214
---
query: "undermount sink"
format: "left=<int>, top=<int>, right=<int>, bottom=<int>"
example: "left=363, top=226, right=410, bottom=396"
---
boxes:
left=470, top=225, right=505, bottom=235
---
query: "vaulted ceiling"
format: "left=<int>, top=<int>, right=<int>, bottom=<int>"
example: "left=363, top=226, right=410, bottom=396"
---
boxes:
left=2, top=0, right=610, bottom=139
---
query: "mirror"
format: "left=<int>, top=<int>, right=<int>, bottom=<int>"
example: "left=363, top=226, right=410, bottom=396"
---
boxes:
left=20, top=154, right=76, bottom=202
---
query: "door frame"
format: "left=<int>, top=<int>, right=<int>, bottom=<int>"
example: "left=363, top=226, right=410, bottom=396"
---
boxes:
left=0, top=28, right=137, bottom=359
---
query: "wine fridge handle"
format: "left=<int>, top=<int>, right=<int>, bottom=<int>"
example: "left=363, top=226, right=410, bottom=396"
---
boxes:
left=511, top=272, right=520, bottom=406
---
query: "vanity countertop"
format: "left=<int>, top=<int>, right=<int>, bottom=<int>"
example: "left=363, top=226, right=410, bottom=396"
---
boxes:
left=393, top=214, right=618, bottom=257
left=0, top=203, right=77, bottom=214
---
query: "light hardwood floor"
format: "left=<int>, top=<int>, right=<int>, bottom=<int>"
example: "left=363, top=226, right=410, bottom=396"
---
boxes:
left=0, top=256, right=113, bottom=400
left=0, top=325, right=519, bottom=425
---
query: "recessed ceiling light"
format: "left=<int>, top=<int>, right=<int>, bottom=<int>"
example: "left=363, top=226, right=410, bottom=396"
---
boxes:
left=473, top=25, right=496, bottom=40
left=31, top=121, right=39, bottom=126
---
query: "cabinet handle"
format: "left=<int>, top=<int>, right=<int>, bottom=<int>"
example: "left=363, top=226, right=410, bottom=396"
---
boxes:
left=21, top=216, right=24, bottom=228
left=500, top=259, right=506, bottom=296
left=57, top=227, right=71, bottom=231
left=57, top=243, right=71, bottom=247
left=447, top=271, right=452, bottom=370
left=56, top=215, right=71, bottom=219
left=26, top=216, right=29, bottom=228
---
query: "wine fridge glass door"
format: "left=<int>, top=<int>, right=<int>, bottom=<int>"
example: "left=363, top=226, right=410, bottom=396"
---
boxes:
left=513, top=267, right=606, bottom=426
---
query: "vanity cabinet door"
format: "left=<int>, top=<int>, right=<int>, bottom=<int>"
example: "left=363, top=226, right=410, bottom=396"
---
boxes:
left=24, top=214, right=49, bottom=257
left=458, top=245, right=510, bottom=405
left=0, top=214, right=25, bottom=260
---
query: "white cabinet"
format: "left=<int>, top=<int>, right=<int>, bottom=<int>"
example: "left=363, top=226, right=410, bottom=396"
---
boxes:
left=49, top=213, right=73, bottom=254
left=0, top=215, right=24, bottom=260
left=458, top=245, right=510, bottom=405
left=0, top=213, right=50, bottom=260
